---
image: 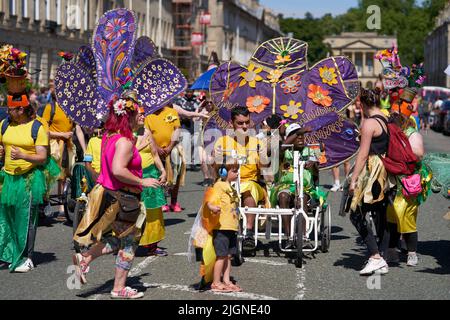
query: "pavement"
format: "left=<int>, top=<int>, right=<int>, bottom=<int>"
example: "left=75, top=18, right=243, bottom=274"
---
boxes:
left=0, top=129, right=449, bottom=301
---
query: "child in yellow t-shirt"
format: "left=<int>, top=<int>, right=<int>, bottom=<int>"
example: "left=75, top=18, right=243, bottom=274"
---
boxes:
left=205, top=162, right=243, bottom=293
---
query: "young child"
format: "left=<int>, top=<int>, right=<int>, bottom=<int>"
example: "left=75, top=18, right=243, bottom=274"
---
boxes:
left=204, top=162, right=242, bottom=292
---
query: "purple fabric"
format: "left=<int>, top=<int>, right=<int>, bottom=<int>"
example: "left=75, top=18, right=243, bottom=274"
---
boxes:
left=92, top=9, right=137, bottom=104
left=132, top=36, right=157, bottom=73
left=208, top=38, right=360, bottom=169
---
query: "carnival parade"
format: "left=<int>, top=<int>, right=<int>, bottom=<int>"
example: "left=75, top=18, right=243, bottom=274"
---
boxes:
left=0, top=1, right=450, bottom=302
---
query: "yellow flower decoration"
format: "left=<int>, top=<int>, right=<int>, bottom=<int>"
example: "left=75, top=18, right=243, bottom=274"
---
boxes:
left=267, top=69, right=283, bottom=83
left=239, top=63, right=263, bottom=88
left=164, top=113, right=178, bottom=123
left=319, top=66, right=338, bottom=86
left=274, top=54, right=291, bottom=65
left=280, top=100, right=303, bottom=120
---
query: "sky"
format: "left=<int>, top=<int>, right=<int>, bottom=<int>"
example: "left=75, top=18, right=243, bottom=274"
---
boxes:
left=258, top=0, right=359, bottom=18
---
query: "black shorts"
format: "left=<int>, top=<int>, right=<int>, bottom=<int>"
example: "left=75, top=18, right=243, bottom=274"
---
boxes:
left=213, top=230, right=237, bottom=257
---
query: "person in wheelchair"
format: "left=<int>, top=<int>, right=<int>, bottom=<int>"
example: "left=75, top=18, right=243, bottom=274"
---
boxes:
left=213, top=106, right=271, bottom=251
left=269, top=123, right=322, bottom=248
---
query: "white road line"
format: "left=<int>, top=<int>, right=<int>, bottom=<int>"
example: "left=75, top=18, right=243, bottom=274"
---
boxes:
left=294, top=266, right=306, bottom=300
left=144, top=282, right=278, bottom=300
left=174, top=252, right=190, bottom=256
left=88, top=256, right=158, bottom=300
left=244, top=258, right=288, bottom=266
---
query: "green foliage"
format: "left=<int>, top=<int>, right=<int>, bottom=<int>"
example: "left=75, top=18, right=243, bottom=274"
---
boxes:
left=279, top=0, right=448, bottom=66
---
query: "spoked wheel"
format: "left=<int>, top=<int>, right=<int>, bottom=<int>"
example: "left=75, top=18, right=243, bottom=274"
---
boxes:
left=73, top=200, right=86, bottom=253
left=63, top=178, right=76, bottom=223
left=295, top=214, right=303, bottom=268
left=232, top=220, right=245, bottom=266
left=320, top=206, right=331, bottom=253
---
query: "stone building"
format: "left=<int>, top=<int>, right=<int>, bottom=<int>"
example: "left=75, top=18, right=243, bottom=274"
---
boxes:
left=323, top=32, right=397, bottom=89
left=425, top=1, right=450, bottom=88
left=0, top=0, right=174, bottom=87
left=206, top=0, right=281, bottom=65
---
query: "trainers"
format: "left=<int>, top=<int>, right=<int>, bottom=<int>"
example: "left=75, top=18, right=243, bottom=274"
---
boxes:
left=374, top=266, right=389, bottom=275
left=170, top=202, right=183, bottom=212
left=359, top=257, right=388, bottom=275
left=285, top=239, right=295, bottom=249
left=242, top=232, right=256, bottom=251
left=407, top=253, right=418, bottom=266
left=330, top=183, right=342, bottom=192
left=162, top=205, right=170, bottom=213
left=110, top=286, right=144, bottom=299
left=72, top=253, right=89, bottom=284
left=14, top=258, right=34, bottom=273
left=385, top=248, right=400, bottom=263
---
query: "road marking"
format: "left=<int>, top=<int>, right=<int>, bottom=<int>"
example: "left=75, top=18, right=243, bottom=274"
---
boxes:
left=88, top=256, right=158, bottom=300
left=174, top=252, right=190, bottom=256
left=294, top=266, right=306, bottom=300
left=244, top=258, right=288, bottom=266
left=184, top=230, right=191, bottom=235
left=144, top=282, right=278, bottom=300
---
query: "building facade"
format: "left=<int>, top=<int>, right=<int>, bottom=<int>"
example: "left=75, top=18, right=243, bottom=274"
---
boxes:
left=206, top=0, right=281, bottom=66
left=425, top=2, right=450, bottom=88
left=0, top=0, right=174, bottom=87
left=323, top=32, right=397, bottom=89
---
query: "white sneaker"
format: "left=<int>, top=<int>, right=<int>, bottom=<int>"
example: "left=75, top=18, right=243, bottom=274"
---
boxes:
left=385, top=248, right=400, bottom=263
left=407, top=253, right=418, bottom=266
left=360, top=257, right=388, bottom=275
left=330, top=183, right=342, bottom=192
left=374, top=266, right=389, bottom=274
left=14, top=258, right=34, bottom=273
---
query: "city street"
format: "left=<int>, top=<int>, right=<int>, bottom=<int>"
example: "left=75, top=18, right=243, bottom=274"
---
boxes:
left=0, top=130, right=449, bottom=301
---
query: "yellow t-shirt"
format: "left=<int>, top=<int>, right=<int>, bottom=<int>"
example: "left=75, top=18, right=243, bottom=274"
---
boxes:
left=84, top=136, right=102, bottom=173
left=145, top=106, right=180, bottom=148
left=0, top=119, right=49, bottom=175
left=209, top=181, right=239, bottom=231
left=214, top=135, right=260, bottom=182
left=139, top=142, right=155, bottom=169
left=40, top=103, right=73, bottom=133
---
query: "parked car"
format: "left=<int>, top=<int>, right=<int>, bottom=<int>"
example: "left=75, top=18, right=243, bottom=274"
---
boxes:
left=431, top=100, right=450, bottom=132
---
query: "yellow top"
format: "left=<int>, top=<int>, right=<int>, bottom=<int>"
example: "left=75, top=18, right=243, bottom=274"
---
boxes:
left=209, top=181, right=239, bottom=231
left=145, top=106, right=180, bottom=148
left=139, top=142, right=155, bottom=169
left=40, top=103, right=73, bottom=133
left=0, top=119, right=49, bottom=175
left=85, top=136, right=102, bottom=173
left=214, top=135, right=260, bottom=182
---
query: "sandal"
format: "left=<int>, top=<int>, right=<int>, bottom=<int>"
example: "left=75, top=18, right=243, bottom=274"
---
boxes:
left=224, top=282, right=243, bottom=292
left=210, top=282, right=232, bottom=293
left=72, top=253, right=89, bottom=285
left=147, top=248, right=168, bottom=256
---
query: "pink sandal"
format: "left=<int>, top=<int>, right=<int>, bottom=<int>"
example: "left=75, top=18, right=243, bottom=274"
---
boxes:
left=210, top=283, right=231, bottom=293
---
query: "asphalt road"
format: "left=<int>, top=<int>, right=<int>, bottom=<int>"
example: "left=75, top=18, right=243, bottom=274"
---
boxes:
left=0, top=130, right=449, bottom=301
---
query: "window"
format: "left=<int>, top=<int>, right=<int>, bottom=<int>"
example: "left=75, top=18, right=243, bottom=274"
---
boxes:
left=34, top=0, right=39, bottom=20
left=46, top=0, right=50, bottom=20
left=10, top=0, right=16, bottom=15
left=355, top=52, right=363, bottom=74
left=23, top=0, right=28, bottom=18
left=56, top=0, right=61, bottom=24
left=366, top=52, right=374, bottom=73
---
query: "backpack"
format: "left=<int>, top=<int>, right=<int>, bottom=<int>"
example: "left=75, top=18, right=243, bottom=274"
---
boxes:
left=380, top=120, right=418, bottom=176
left=1, top=117, right=43, bottom=144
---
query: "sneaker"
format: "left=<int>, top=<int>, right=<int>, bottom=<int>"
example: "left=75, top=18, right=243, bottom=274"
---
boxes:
left=374, top=266, right=389, bottom=275
left=147, top=248, right=168, bottom=257
left=72, top=253, right=89, bottom=284
left=170, top=202, right=183, bottom=212
left=359, top=257, right=388, bottom=275
left=407, top=253, right=418, bottom=266
left=330, top=183, right=342, bottom=192
left=14, top=258, right=34, bottom=273
left=242, top=232, right=256, bottom=251
left=385, top=248, right=400, bottom=263
left=285, top=239, right=295, bottom=250
left=162, top=205, right=170, bottom=213
left=110, top=286, right=144, bottom=299
left=201, top=179, right=210, bottom=187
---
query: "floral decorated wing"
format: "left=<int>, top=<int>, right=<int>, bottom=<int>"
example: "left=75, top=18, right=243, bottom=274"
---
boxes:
left=92, top=8, right=137, bottom=104
left=55, top=61, right=105, bottom=128
left=74, top=46, right=97, bottom=82
left=132, top=58, right=187, bottom=115
left=131, top=36, right=158, bottom=74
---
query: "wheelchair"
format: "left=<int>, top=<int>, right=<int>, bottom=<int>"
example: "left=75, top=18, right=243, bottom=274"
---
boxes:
left=229, top=144, right=331, bottom=268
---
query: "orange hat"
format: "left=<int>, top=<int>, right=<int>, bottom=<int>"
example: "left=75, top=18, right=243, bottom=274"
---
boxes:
left=391, top=101, right=413, bottom=117
left=7, top=95, right=30, bottom=108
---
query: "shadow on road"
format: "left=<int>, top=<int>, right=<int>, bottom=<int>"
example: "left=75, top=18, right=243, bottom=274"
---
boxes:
left=416, top=240, right=450, bottom=275
left=76, top=275, right=149, bottom=299
left=34, top=252, right=57, bottom=266
left=164, top=218, right=186, bottom=226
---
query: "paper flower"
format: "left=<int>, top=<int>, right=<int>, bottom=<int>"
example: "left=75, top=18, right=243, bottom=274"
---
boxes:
left=274, top=54, right=291, bottom=65
left=267, top=69, right=283, bottom=83
left=113, top=99, right=127, bottom=116
left=308, top=84, right=332, bottom=107
left=104, top=17, right=128, bottom=40
left=58, top=51, right=74, bottom=61
left=239, top=63, right=263, bottom=88
left=280, top=100, right=303, bottom=119
left=246, top=95, right=270, bottom=113
left=280, top=75, right=301, bottom=94
left=319, top=66, right=338, bottom=86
